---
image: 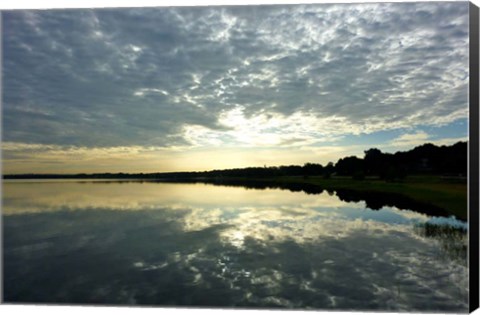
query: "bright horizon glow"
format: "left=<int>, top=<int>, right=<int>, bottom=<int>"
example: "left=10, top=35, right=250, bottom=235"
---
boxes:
left=2, top=135, right=467, bottom=174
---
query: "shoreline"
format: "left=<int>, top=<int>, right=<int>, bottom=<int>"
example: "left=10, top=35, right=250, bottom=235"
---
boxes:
left=3, top=174, right=467, bottom=220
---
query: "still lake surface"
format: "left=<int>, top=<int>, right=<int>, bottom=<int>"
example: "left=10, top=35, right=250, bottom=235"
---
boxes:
left=3, top=180, right=468, bottom=311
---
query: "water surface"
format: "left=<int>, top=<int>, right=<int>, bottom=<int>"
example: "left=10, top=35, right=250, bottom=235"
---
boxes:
left=2, top=180, right=468, bottom=311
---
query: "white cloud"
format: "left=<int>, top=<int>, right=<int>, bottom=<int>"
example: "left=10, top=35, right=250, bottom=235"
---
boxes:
left=389, top=130, right=467, bottom=149
left=390, top=131, right=430, bottom=147
left=133, top=88, right=169, bottom=96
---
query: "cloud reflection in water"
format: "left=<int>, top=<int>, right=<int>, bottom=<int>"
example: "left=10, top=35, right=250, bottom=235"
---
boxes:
left=3, top=181, right=467, bottom=311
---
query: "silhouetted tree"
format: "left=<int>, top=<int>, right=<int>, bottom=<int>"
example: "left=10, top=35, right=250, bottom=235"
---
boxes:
left=335, top=156, right=364, bottom=177
left=323, top=162, right=335, bottom=178
left=302, top=163, right=324, bottom=176
left=364, top=148, right=384, bottom=176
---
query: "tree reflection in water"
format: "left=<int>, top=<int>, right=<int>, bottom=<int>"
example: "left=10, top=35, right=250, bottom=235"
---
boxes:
left=3, top=181, right=468, bottom=311
left=193, top=179, right=452, bottom=218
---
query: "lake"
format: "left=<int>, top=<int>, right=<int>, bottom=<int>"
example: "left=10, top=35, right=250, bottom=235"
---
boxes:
left=2, top=180, right=468, bottom=311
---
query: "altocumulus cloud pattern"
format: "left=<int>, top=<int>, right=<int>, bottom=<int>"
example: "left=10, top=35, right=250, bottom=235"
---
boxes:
left=3, top=3, right=469, bottom=151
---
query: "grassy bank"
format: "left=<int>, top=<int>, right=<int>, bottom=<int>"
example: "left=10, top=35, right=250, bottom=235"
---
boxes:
left=227, top=175, right=468, bottom=220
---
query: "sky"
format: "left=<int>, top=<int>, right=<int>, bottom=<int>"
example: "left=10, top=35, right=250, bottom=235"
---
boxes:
left=2, top=2, right=470, bottom=174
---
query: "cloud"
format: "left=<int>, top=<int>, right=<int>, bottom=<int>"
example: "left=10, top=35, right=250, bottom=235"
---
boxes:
left=389, top=130, right=467, bottom=148
left=2, top=2, right=469, bottom=152
left=390, top=131, right=430, bottom=147
left=1, top=141, right=186, bottom=173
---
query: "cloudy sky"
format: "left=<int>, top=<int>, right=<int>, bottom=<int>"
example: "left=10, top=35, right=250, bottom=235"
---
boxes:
left=2, top=2, right=470, bottom=174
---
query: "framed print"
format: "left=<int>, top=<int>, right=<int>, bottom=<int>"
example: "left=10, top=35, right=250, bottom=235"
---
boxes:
left=1, top=0, right=479, bottom=313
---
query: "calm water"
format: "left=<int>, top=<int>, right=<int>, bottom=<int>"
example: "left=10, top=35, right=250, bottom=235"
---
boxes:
left=2, top=180, right=468, bottom=311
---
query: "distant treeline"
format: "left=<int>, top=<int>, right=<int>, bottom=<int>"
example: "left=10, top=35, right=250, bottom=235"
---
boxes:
left=3, top=141, right=467, bottom=181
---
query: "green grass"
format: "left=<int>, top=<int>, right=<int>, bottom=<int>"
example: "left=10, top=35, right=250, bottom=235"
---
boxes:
left=231, top=175, right=468, bottom=220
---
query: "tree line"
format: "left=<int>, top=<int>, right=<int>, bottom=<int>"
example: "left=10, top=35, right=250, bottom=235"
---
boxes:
left=3, top=141, right=467, bottom=181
